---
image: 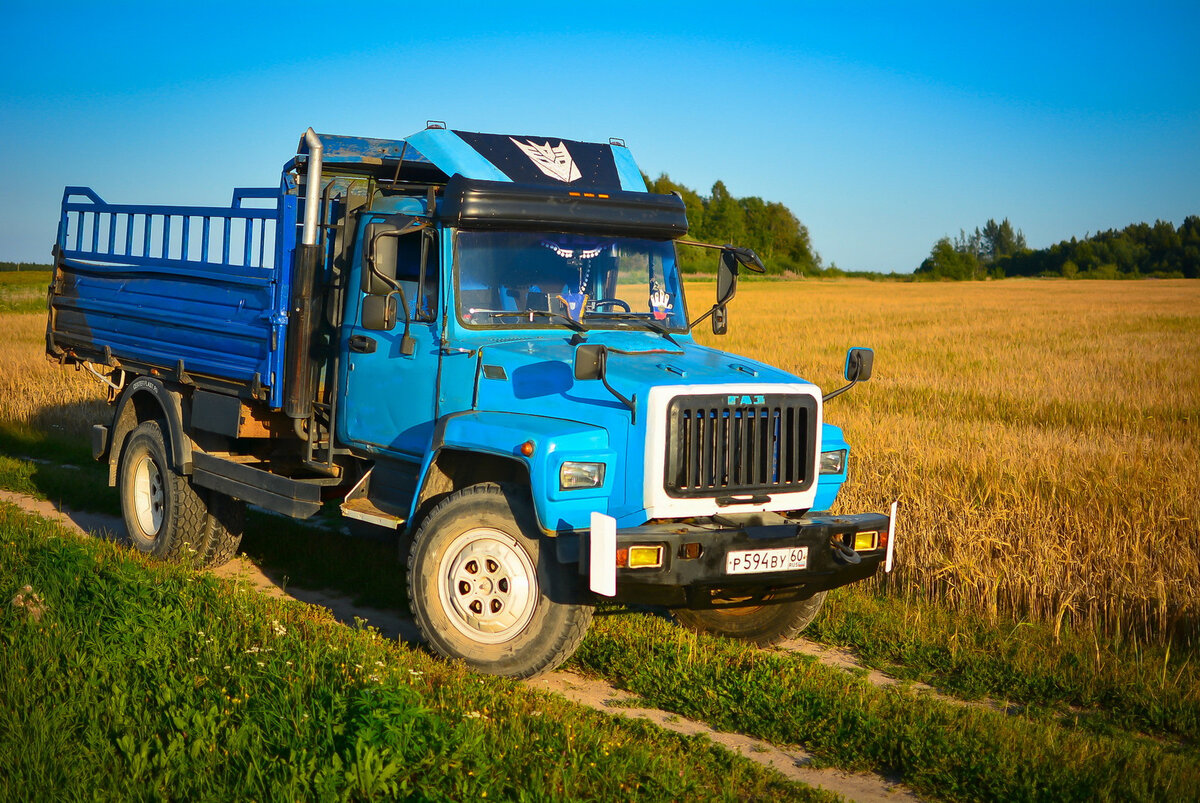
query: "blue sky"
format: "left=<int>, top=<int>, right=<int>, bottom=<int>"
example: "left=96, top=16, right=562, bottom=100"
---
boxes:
left=2, top=1, right=1197, bottom=272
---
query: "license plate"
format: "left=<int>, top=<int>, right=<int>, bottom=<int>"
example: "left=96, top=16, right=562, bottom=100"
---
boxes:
left=726, top=546, right=808, bottom=575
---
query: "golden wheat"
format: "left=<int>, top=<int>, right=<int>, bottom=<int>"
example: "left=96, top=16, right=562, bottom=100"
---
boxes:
left=0, top=311, right=108, bottom=439
left=695, top=278, right=1200, bottom=644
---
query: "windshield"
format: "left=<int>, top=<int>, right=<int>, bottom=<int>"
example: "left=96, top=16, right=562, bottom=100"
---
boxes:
left=456, top=231, right=688, bottom=332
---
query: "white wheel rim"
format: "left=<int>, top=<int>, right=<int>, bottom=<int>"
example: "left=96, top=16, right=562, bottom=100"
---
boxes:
left=437, top=527, right=537, bottom=644
left=132, top=455, right=164, bottom=537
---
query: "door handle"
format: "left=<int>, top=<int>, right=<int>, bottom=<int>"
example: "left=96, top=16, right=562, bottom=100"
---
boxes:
left=348, top=335, right=377, bottom=354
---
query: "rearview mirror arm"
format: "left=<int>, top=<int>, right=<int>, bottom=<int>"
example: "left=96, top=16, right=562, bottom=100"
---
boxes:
left=687, top=301, right=728, bottom=330
left=597, top=349, right=637, bottom=424
left=822, top=378, right=859, bottom=403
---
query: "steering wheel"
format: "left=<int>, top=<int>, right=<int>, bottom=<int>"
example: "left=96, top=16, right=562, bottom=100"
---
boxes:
left=591, top=299, right=631, bottom=312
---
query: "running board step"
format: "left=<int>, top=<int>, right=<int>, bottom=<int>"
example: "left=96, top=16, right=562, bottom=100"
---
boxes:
left=340, top=497, right=406, bottom=530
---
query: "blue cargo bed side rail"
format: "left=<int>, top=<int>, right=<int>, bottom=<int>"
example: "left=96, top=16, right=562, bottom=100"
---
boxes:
left=49, top=186, right=299, bottom=409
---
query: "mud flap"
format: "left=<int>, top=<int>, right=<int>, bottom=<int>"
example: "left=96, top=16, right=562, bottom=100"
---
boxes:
left=885, top=501, right=898, bottom=573
left=589, top=512, right=617, bottom=597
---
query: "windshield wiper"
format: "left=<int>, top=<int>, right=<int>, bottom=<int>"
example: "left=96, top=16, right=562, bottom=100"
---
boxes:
left=481, top=309, right=586, bottom=333
left=600, top=313, right=681, bottom=347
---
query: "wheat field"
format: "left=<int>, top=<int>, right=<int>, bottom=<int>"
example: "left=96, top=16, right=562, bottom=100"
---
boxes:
left=3, top=277, right=1198, bottom=644
left=694, top=278, right=1200, bottom=645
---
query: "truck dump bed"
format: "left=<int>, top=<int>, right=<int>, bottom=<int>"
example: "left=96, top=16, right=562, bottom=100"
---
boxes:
left=47, top=186, right=297, bottom=408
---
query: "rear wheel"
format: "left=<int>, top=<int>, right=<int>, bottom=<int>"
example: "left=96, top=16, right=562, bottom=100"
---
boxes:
left=407, top=483, right=593, bottom=678
left=199, top=491, right=245, bottom=568
left=675, top=589, right=828, bottom=646
left=118, top=420, right=209, bottom=562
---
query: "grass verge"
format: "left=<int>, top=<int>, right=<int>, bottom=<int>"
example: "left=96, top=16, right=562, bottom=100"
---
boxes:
left=571, top=612, right=1200, bottom=802
left=0, top=503, right=831, bottom=802
left=808, top=586, right=1200, bottom=745
left=0, top=270, right=48, bottom=314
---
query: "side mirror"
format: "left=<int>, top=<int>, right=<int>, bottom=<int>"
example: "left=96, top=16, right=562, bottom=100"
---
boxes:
left=574, top=343, right=607, bottom=381
left=824, top=347, right=874, bottom=403
left=730, top=246, right=766, bottom=273
left=711, top=305, right=728, bottom=336
left=363, top=214, right=421, bottom=293
left=717, top=249, right=738, bottom=306
left=844, top=347, right=874, bottom=382
left=686, top=243, right=766, bottom=333
left=574, top=343, right=636, bottom=421
left=362, top=294, right=397, bottom=331
left=711, top=249, right=739, bottom=335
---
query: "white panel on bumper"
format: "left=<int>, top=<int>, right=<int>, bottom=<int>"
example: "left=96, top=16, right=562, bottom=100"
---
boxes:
left=590, top=512, right=617, bottom=597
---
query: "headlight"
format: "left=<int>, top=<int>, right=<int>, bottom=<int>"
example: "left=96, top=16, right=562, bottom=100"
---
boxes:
left=560, top=461, right=606, bottom=490
left=820, top=449, right=847, bottom=475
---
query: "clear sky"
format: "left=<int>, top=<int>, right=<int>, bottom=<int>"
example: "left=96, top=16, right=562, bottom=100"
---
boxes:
left=2, top=1, right=1197, bottom=272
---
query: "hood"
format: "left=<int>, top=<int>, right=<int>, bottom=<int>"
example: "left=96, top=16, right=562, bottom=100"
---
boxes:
left=472, top=331, right=815, bottom=421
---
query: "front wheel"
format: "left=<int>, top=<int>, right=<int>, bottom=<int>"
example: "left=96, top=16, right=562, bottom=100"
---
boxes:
left=675, top=589, right=828, bottom=646
left=407, top=483, right=593, bottom=678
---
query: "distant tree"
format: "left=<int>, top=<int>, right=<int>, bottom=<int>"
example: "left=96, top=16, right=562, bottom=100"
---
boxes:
left=916, top=237, right=980, bottom=280
left=981, top=218, right=1026, bottom=261
left=703, top=180, right=747, bottom=246
left=640, top=173, right=822, bottom=276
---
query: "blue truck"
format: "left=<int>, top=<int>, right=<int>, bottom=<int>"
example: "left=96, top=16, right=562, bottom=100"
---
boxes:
left=48, top=124, right=896, bottom=677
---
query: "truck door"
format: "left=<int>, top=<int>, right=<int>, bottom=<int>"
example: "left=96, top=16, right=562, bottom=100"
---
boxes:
left=339, top=221, right=440, bottom=458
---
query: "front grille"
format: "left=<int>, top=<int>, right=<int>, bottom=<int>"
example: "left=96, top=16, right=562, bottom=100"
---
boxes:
left=665, top=394, right=817, bottom=498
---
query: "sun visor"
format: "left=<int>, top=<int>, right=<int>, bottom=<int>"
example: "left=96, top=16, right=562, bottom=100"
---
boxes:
left=439, top=175, right=688, bottom=239
left=400, top=128, right=648, bottom=193
left=453, top=131, right=627, bottom=190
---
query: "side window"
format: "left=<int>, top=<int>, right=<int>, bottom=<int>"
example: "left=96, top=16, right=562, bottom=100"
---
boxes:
left=368, top=229, right=439, bottom=321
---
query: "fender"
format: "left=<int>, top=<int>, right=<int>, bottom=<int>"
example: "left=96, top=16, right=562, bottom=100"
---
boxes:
left=411, top=410, right=616, bottom=533
left=104, top=376, right=193, bottom=485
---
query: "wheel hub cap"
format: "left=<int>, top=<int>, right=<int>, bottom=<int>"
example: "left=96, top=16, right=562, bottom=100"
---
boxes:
left=439, top=528, right=537, bottom=644
left=132, top=456, right=164, bottom=537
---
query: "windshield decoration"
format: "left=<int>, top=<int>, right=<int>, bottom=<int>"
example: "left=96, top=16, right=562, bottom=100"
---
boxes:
left=509, top=138, right=581, bottom=183
left=558, top=291, right=589, bottom=322
left=649, top=281, right=674, bottom=321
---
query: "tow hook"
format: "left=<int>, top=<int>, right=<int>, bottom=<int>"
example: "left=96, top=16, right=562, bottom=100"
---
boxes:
left=830, top=536, right=862, bottom=565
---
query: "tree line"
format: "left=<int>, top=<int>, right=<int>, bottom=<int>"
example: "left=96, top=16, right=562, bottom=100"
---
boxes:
left=644, top=174, right=824, bottom=276
left=916, top=217, right=1200, bottom=280
left=0, top=262, right=52, bottom=272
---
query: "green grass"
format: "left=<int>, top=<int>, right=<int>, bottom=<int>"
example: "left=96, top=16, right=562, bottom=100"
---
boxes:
left=0, top=503, right=832, bottom=802
left=570, top=613, right=1200, bottom=802
left=0, top=269, right=49, bottom=313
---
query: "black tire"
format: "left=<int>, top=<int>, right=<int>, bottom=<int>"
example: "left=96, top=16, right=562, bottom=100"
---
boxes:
left=407, top=483, right=593, bottom=678
left=199, top=491, right=245, bottom=568
left=675, top=589, right=828, bottom=646
left=118, top=420, right=209, bottom=562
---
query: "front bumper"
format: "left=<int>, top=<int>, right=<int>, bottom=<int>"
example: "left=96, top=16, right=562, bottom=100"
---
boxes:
left=586, top=511, right=892, bottom=598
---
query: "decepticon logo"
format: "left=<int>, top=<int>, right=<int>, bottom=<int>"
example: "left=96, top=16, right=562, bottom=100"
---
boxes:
left=510, top=137, right=581, bottom=183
